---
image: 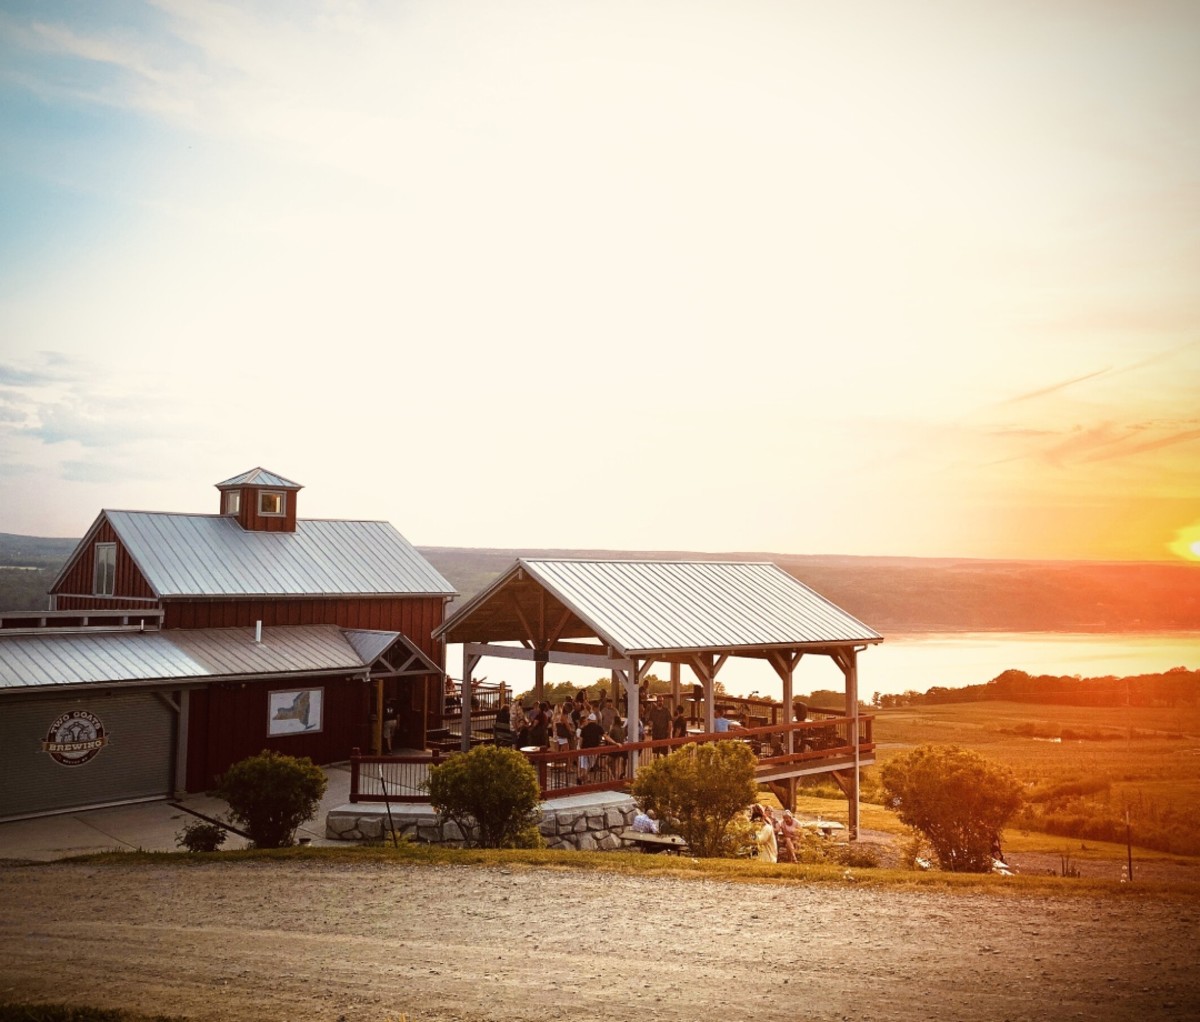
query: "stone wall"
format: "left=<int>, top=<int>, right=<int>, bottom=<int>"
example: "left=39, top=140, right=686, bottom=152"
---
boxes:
left=326, top=794, right=639, bottom=851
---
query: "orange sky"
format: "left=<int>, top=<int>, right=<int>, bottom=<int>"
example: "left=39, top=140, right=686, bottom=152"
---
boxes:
left=0, top=2, right=1197, bottom=563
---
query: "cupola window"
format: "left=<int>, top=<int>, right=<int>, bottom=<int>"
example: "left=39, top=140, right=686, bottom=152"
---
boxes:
left=259, top=491, right=286, bottom=516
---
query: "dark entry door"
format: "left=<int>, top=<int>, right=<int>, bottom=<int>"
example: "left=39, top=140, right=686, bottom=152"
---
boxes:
left=392, top=676, right=430, bottom=752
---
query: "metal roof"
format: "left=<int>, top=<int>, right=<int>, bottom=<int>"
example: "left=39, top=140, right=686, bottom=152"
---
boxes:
left=103, top=511, right=456, bottom=598
left=343, top=628, right=441, bottom=675
left=0, top=624, right=385, bottom=691
left=215, top=467, right=302, bottom=489
left=441, top=558, right=882, bottom=656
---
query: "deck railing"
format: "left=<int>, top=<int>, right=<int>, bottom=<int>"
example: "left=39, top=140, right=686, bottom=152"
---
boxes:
left=349, top=715, right=874, bottom=803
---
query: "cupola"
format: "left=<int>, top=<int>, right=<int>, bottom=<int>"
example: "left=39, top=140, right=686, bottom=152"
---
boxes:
left=215, top=468, right=303, bottom=533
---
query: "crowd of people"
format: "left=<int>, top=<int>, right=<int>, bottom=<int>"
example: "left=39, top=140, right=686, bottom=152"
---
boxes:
left=489, top=690, right=638, bottom=784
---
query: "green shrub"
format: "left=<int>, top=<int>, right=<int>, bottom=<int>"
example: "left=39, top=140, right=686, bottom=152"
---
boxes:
left=630, top=741, right=757, bottom=858
left=175, top=818, right=227, bottom=853
left=426, top=745, right=543, bottom=848
left=837, top=844, right=881, bottom=868
left=881, top=743, right=1023, bottom=873
left=216, top=750, right=327, bottom=849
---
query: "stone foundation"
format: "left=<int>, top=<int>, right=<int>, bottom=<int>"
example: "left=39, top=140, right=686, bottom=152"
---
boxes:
left=326, top=793, right=639, bottom=851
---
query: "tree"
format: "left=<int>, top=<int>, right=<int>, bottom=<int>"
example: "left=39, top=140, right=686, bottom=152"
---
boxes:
left=881, top=744, right=1023, bottom=872
left=217, top=750, right=328, bottom=849
left=631, top=741, right=758, bottom=858
left=426, top=745, right=543, bottom=848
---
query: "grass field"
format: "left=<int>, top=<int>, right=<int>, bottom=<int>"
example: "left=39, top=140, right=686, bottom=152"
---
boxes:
left=861, top=701, right=1200, bottom=856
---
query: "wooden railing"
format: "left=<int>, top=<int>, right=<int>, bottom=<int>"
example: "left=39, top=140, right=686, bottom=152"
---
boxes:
left=348, top=716, right=874, bottom=803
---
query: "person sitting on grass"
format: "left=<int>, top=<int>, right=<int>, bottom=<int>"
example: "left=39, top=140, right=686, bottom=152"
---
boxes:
left=750, top=804, right=778, bottom=863
left=778, top=809, right=800, bottom=863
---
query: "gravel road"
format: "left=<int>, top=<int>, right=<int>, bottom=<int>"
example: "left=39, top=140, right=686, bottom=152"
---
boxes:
left=2, top=860, right=1198, bottom=1022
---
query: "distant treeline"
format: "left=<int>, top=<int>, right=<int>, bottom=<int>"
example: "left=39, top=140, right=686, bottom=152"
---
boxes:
left=875, top=667, right=1200, bottom=708
left=0, top=534, right=77, bottom=612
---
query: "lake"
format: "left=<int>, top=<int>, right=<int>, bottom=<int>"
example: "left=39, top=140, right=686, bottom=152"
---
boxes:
left=448, top=631, right=1200, bottom=701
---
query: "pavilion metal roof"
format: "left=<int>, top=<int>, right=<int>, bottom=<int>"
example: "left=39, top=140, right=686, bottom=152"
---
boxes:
left=437, top=558, right=882, bottom=656
left=0, top=624, right=387, bottom=692
left=90, top=511, right=456, bottom=598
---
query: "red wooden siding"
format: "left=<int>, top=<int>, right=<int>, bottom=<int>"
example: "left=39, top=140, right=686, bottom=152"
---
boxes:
left=227, top=485, right=298, bottom=533
left=161, top=597, right=445, bottom=659
left=52, top=521, right=157, bottom=605
left=185, top=674, right=371, bottom=792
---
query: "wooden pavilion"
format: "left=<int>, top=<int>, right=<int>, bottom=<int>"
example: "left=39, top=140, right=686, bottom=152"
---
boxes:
left=433, top=558, right=883, bottom=836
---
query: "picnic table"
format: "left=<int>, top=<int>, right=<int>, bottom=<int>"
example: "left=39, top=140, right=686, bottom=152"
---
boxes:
left=619, top=829, right=689, bottom=855
left=799, top=819, right=845, bottom=837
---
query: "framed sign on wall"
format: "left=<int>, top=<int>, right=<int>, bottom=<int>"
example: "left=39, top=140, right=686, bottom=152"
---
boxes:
left=268, top=687, right=324, bottom=736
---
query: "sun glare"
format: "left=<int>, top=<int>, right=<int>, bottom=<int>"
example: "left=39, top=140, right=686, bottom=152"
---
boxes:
left=1168, top=523, right=1200, bottom=562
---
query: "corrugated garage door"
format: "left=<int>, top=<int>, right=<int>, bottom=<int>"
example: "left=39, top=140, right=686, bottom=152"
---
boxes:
left=0, top=691, right=176, bottom=819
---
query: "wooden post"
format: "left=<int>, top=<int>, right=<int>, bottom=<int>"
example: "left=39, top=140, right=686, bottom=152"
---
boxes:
left=373, top=677, right=384, bottom=756
left=173, top=688, right=190, bottom=798
left=1126, top=808, right=1134, bottom=882
left=623, top=666, right=640, bottom=777
left=844, top=649, right=860, bottom=841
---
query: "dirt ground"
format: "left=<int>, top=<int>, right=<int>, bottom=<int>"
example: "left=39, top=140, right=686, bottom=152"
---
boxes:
left=2, top=857, right=1198, bottom=1022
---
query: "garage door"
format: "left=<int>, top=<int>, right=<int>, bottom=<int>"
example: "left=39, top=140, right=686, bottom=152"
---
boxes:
left=0, top=691, right=176, bottom=819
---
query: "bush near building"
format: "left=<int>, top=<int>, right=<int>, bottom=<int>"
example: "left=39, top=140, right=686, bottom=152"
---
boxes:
left=426, top=745, right=543, bottom=848
left=631, top=740, right=758, bottom=858
left=216, top=750, right=327, bottom=849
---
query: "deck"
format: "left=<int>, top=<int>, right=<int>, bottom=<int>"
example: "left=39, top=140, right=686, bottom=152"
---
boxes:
left=349, top=715, right=874, bottom=805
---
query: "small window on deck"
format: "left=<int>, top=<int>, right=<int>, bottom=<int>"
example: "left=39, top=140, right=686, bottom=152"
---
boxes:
left=93, top=543, right=116, bottom=596
left=259, top=491, right=285, bottom=516
left=222, top=490, right=241, bottom=515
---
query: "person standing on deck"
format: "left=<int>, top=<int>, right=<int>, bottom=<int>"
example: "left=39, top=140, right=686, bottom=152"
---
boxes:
left=648, top=696, right=672, bottom=755
left=381, top=701, right=398, bottom=753
left=671, top=704, right=687, bottom=741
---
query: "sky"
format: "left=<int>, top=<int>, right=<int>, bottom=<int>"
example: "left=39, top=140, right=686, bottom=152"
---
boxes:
left=1, top=0, right=1198, bottom=563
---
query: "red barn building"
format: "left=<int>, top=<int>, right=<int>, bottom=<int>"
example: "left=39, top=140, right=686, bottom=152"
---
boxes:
left=0, top=469, right=456, bottom=819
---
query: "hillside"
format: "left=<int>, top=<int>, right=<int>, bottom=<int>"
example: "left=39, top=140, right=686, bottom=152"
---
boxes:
left=420, top=546, right=1200, bottom=633
left=2, top=533, right=1197, bottom=632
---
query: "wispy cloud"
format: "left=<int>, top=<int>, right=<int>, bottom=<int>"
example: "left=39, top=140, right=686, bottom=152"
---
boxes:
left=1001, top=368, right=1113, bottom=404
left=0, top=352, right=187, bottom=451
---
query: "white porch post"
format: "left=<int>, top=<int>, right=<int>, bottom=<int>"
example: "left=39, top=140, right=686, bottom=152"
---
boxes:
left=461, top=651, right=482, bottom=753
left=623, top=665, right=640, bottom=777
left=844, top=648, right=860, bottom=841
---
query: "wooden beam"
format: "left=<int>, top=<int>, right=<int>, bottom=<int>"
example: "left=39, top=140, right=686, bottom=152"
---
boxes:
left=545, top=608, right=579, bottom=649
left=463, top=642, right=632, bottom=672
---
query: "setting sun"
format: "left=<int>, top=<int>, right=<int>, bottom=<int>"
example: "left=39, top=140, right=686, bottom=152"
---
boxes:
left=1168, top=523, right=1200, bottom=562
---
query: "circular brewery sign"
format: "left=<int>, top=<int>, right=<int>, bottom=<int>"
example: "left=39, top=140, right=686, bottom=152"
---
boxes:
left=42, top=709, right=108, bottom=766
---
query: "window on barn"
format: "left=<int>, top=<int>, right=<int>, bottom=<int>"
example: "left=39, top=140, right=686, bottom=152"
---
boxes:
left=93, top=543, right=116, bottom=596
left=222, top=490, right=241, bottom=515
left=259, top=491, right=286, bottom=516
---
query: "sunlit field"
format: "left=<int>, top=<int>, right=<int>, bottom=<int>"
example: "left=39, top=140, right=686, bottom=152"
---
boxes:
left=867, top=701, right=1200, bottom=855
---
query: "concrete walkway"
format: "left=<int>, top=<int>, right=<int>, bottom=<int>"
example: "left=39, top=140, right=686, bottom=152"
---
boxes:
left=0, top=762, right=355, bottom=862
left=0, top=764, right=632, bottom=862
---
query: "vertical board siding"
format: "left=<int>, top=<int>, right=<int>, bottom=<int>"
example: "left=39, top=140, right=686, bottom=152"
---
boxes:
left=52, top=521, right=157, bottom=603
left=185, top=674, right=370, bottom=793
left=157, top=594, right=443, bottom=656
